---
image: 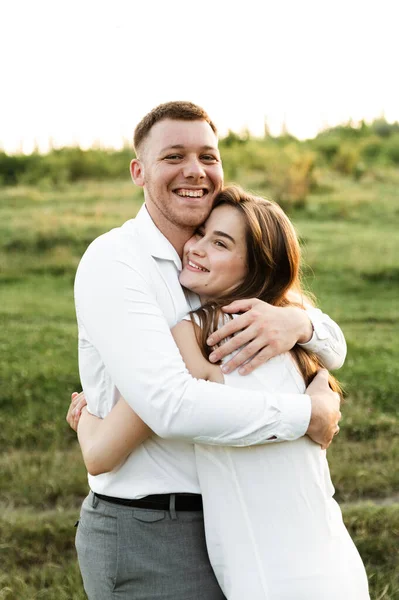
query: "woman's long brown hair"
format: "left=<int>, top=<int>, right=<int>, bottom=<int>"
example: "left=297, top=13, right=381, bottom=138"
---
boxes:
left=189, top=185, right=342, bottom=397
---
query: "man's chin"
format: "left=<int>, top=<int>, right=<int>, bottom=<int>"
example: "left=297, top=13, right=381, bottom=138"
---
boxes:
left=175, top=209, right=211, bottom=230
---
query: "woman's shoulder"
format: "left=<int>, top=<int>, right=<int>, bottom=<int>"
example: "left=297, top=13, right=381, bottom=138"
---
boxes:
left=182, top=312, right=200, bottom=326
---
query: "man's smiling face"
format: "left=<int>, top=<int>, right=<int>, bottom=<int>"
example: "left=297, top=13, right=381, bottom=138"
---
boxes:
left=131, top=119, right=224, bottom=232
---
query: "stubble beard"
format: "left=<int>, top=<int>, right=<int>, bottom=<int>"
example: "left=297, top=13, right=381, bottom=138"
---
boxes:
left=146, top=182, right=213, bottom=232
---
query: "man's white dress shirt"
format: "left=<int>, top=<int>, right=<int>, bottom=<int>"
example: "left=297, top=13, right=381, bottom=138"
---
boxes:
left=74, top=205, right=346, bottom=499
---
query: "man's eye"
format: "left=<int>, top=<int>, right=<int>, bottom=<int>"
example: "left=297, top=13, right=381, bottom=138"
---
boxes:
left=165, top=154, right=182, bottom=160
left=201, top=155, right=217, bottom=162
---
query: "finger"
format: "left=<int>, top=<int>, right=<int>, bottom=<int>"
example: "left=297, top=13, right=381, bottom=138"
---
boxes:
left=306, top=369, right=330, bottom=394
left=221, top=298, right=258, bottom=315
left=67, top=417, right=78, bottom=432
left=67, top=392, right=86, bottom=422
left=66, top=409, right=75, bottom=426
left=72, top=396, right=87, bottom=416
left=77, top=397, right=87, bottom=410
left=70, top=392, right=84, bottom=410
left=209, top=328, right=257, bottom=363
left=219, top=339, right=270, bottom=374
left=70, top=397, right=82, bottom=412
left=71, top=391, right=85, bottom=406
left=67, top=401, right=77, bottom=419
left=314, top=368, right=329, bottom=382
left=69, top=405, right=86, bottom=430
left=237, top=346, right=279, bottom=375
left=207, top=313, right=253, bottom=346
left=74, top=393, right=87, bottom=407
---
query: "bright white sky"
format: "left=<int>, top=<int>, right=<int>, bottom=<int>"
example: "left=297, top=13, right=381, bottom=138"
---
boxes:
left=1, top=0, right=398, bottom=153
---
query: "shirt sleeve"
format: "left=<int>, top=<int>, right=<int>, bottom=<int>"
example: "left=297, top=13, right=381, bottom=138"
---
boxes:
left=75, top=236, right=311, bottom=447
left=298, top=307, right=347, bottom=370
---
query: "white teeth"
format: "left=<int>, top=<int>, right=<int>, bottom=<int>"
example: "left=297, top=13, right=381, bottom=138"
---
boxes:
left=188, top=260, right=207, bottom=272
left=175, top=189, right=204, bottom=198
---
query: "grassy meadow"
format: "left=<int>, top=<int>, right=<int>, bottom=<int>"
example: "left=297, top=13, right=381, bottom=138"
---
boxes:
left=1, top=133, right=399, bottom=598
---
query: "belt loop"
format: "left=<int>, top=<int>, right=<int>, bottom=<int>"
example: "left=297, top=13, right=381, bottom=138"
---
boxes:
left=169, top=493, right=177, bottom=520
left=91, top=492, right=99, bottom=508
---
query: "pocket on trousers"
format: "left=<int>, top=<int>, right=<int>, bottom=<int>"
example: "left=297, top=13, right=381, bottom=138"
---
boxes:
left=76, top=502, right=119, bottom=595
left=132, top=509, right=166, bottom=523
left=112, top=509, right=166, bottom=592
left=76, top=510, right=93, bottom=535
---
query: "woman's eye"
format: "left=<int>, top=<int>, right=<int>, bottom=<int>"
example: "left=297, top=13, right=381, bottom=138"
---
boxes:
left=214, top=240, right=227, bottom=248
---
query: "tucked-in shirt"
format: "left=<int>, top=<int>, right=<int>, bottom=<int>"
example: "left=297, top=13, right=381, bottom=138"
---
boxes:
left=74, top=204, right=346, bottom=499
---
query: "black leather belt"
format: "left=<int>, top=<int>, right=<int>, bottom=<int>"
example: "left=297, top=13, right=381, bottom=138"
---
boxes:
left=94, top=492, right=203, bottom=511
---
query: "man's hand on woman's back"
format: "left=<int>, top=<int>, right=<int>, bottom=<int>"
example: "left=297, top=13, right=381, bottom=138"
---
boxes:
left=305, top=369, right=341, bottom=449
left=205, top=299, right=312, bottom=375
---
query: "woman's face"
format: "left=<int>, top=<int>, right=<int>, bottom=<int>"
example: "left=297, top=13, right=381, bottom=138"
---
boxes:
left=179, top=204, right=248, bottom=302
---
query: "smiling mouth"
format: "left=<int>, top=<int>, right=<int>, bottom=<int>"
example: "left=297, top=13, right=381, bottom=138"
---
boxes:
left=174, top=188, right=207, bottom=198
left=187, top=260, right=209, bottom=272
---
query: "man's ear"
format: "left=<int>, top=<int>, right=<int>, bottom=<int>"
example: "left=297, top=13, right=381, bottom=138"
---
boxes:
left=130, top=158, right=145, bottom=187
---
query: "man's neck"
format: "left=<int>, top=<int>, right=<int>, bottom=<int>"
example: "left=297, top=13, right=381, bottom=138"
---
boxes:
left=145, top=204, right=194, bottom=259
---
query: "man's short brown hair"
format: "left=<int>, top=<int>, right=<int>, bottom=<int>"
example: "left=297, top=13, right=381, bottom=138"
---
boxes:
left=133, top=101, right=218, bottom=156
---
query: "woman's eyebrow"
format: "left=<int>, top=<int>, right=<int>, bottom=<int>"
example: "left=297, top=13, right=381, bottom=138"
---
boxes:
left=213, top=230, right=235, bottom=244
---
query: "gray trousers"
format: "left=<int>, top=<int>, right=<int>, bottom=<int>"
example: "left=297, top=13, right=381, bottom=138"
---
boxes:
left=75, top=491, right=226, bottom=599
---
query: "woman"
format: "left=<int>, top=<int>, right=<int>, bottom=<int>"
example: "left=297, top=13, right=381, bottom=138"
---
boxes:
left=68, top=186, right=369, bottom=599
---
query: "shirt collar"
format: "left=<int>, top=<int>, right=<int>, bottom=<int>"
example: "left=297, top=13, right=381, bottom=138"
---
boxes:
left=133, top=204, right=182, bottom=270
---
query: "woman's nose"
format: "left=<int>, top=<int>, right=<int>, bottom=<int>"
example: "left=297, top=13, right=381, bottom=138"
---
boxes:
left=190, top=240, right=206, bottom=257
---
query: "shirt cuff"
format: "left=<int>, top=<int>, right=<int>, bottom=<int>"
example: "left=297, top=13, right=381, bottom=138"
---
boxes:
left=298, top=307, right=330, bottom=351
left=274, top=392, right=311, bottom=441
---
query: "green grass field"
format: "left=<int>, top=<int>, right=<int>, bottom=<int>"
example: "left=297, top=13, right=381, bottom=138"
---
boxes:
left=1, top=169, right=398, bottom=599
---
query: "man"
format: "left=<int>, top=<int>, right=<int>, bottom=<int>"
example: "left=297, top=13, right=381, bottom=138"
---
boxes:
left=71, top=101, right=344, bottom=599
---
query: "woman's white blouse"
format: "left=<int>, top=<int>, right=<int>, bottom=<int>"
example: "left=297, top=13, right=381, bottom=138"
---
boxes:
left=193, top=327, right=369, bottom=599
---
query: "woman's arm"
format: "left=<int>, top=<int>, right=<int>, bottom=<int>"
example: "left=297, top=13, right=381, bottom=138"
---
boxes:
left=67, top=320, right=222, bottom=476
left=66, top=392, right=151, bottom=476
left=77, top=400, right=151, bottom=475
left=171, top=320, right=224, bottom=384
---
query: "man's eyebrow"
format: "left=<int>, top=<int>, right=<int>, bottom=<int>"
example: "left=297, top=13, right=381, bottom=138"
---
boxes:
left=160, top=144, right=219, bottom=153
left=213, top=230, right=235, bottom=244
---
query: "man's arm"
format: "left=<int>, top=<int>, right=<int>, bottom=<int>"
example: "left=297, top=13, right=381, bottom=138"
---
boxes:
left=296, top=306, right=346, bottom=369
left=75, top=236, right=339, bottom=447
left=205, top=299, right=346, bottom=375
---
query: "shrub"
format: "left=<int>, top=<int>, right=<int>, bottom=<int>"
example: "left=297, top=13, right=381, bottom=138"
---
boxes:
left=274, top=150, right=317, bottom=209
left=312, top=135, right=341, bottom=163
left=254, top=146, right=317, bottom=210
left=371, top=118, right=399, bottom=138
left=383, top=134, right=399, bottom=165
left=333, top=144, right=362, bottom=177
left=360, top=136, right=383, bottom=161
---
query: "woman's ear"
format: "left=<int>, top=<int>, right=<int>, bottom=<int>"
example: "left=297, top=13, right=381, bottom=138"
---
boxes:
left=130, top=159, right=144, bottom=187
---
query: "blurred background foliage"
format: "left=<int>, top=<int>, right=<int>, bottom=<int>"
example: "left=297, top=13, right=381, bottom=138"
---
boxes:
left=2, top=117, right=399, bottom=197
left=1, top=118, right=398, bottom=599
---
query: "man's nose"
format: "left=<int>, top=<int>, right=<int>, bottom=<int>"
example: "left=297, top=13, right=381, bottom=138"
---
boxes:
left=183, top=156, right=206, bottom=179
